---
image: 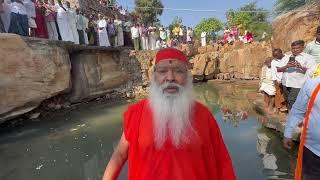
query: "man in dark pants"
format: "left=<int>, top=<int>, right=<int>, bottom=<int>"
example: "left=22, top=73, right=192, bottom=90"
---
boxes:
left=277, top=40, right=316, bottom=111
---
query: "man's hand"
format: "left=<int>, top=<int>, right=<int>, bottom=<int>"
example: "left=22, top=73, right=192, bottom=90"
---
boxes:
left=283, top=137, right=292, bottom=149
left=286, top=62, right=296, bottom=68
left=274, top=81, right=280, bottom=87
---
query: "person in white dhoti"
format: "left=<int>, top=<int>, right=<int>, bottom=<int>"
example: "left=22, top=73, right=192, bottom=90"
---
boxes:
left=56, top=0, right=73, bottom=42
left=259, top=58, right=276, bottom=113
left=114, top=15, right=124, bottom=47
left=1, top=0, right=13, bottom=33
left=97, top=14, right=110, bottom=47
left=148, top=26, right=156, bottom=50
left=66, top=1, right=78, bottom=44
left=201, top=31, right=207, bottom=47
left=83, top=13, right=89, bottom=45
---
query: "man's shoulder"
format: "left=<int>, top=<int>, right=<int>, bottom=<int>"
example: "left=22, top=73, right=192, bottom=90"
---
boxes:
left=194, top=101, right=211, bottom=114
left=306, top=40, right=316, bottom=46
left=127, top=99, right=148, bottom=111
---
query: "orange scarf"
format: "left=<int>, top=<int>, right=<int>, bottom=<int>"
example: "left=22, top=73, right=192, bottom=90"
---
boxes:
left=295, top=83, right=320, bottom=180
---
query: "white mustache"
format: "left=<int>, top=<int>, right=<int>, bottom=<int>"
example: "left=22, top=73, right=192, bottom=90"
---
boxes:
left=160, top=82, right=183, bottom=91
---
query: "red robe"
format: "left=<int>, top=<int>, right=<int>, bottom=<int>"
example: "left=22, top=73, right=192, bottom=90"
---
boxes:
left=123, top=99, right=236, bottom=180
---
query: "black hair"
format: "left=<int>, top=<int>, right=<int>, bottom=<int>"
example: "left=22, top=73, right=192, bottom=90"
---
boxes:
left=291, top=40, right=305, bottom=47
left=273, top=48, right=282, bottom=54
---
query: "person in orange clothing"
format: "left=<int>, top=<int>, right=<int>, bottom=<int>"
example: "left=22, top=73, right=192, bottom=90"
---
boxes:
left=102, top=48, right=236, bottom=180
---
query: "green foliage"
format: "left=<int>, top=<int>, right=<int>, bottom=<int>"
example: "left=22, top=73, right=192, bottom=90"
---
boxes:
left=194, top=18, right=223, bottom=39
left=134, top=0, right=164, bottom=25
left=226, top=1, right=271, bottom=40
left=168, top=16, right=183, bottom=31
left=274, top=0, right=316, bottom=15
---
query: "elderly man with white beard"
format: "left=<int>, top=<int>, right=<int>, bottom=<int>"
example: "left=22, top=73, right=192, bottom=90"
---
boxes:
left=102, top=48, right=236, bottom=180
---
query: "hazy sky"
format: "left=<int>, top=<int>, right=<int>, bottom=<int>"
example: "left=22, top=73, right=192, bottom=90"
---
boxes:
left=117, top=0, right=277, bottom=27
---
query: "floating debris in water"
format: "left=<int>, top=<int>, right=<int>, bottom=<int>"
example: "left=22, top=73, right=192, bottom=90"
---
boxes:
left=36, top=164, right=44, bottom=170
left=70, top=128, right=78, bottom=132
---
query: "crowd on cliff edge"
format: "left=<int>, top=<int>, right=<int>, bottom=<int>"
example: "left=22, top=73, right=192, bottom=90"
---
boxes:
left=0, top=0, right=131, bottom=46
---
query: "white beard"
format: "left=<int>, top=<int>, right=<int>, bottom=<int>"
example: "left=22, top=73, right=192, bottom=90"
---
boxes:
left=149, top=73, right=195, bottom=149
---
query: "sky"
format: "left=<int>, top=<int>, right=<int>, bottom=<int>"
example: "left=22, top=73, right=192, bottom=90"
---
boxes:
left=117, top=0, right=277, bottom=27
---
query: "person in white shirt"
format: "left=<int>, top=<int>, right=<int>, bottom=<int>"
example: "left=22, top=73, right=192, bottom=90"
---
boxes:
left=7, top=0, right=29, bottom=36
left=259, top=58, right=276, bottom=113
left=149, top=26, right=157, bottom=50
left=271, top=49, right=288, bottom=112
left=159, top=27, right=166, bottom=44
left=277, top=40, right=317, bottom=110
left=0, top=0, right=6, bottom=32
left=201, top=31, right=207, bottom=47
left=114, top=15, right=124, bottom=47
left=75, top=8, right=85, bottom=44
left=82, top=13, right=89, bottom=45
left=66, top=1, right=78, bottom=44
left=305, top=26, right=320, bottom=64
left=24, top=0, right=36, bottom=36
left=131, top=24, right=140, bottom=50
left=1, top=0, right=12, bottom=33
left=97, top=14, right=110, bottom=47
left=56, top=0, right=73, bottom=42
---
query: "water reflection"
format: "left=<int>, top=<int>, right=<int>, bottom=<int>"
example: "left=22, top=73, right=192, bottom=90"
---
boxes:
left=0, top=82, right=297, bottom=180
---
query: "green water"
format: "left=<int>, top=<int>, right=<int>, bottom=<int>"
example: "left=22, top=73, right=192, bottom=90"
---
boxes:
left=0, top=82, right=297, bottom=180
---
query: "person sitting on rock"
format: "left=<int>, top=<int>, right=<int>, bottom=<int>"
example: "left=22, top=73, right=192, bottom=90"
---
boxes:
left=259, top=57, right=276, bottom=113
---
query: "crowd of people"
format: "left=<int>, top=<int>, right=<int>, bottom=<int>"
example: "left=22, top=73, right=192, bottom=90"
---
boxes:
left=0, top=0, right=131, bottom=47
left=129, top=25, right=194, bottom=51
left=259, top=26, right=320, bottom=114
left=222, top=26, right=254, bottom=45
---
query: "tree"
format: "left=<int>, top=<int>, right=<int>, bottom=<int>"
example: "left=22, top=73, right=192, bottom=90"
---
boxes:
left=168, top=16, right=183, bottom=31
left=274, top=0, right=317, bottom=15
left=134, top=0, right=164, bottom=25
left=226, top=2, right=271, bottom=40
left=194, top=18, right=223, bottom=39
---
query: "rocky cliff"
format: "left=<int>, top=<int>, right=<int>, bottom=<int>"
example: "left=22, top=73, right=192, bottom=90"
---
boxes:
left=272, top=4, right=320, bottom=52
left=0, top=34, right=71, bottom=122
left=0, top=34, right=144, bottom=123
left=191, top=42, right=272, bottom=81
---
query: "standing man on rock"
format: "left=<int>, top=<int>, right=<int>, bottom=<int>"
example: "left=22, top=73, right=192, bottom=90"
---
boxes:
left=277, top=40, right=316, bottom=111
left=305, top=26, right=320, bottom=64
left=271, top=48, right=288, bottom=112
left=102, top=48, right=236, bottom=180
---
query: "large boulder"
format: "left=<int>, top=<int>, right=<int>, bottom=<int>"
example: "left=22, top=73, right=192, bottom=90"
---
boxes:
left=132, top=50, right=155, bottom=86
left=218, top=42, right=272, bottom=79
left=178, top=44, right=197, bottom=57
left=0, top=34, right=71, bottom=122
left=272, top=4, right=320, bottom=52
left=69, top=50, right=128, bottom=103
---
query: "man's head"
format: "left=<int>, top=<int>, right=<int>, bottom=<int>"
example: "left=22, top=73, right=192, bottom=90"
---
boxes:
left=66, top=1, right=70, bottom=8
left=264, top=57, right=272, bottom=68
left=316, top=26, right=320, bottom=42
left=291, top=40, right=305, bottom=56
left=272, top=48, right=284, bottom=60
left=76, top=8, right=80, bottom=14
left=98, top=14, right=102, bottom=20
left=150, top=48, right=194, bottom=149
